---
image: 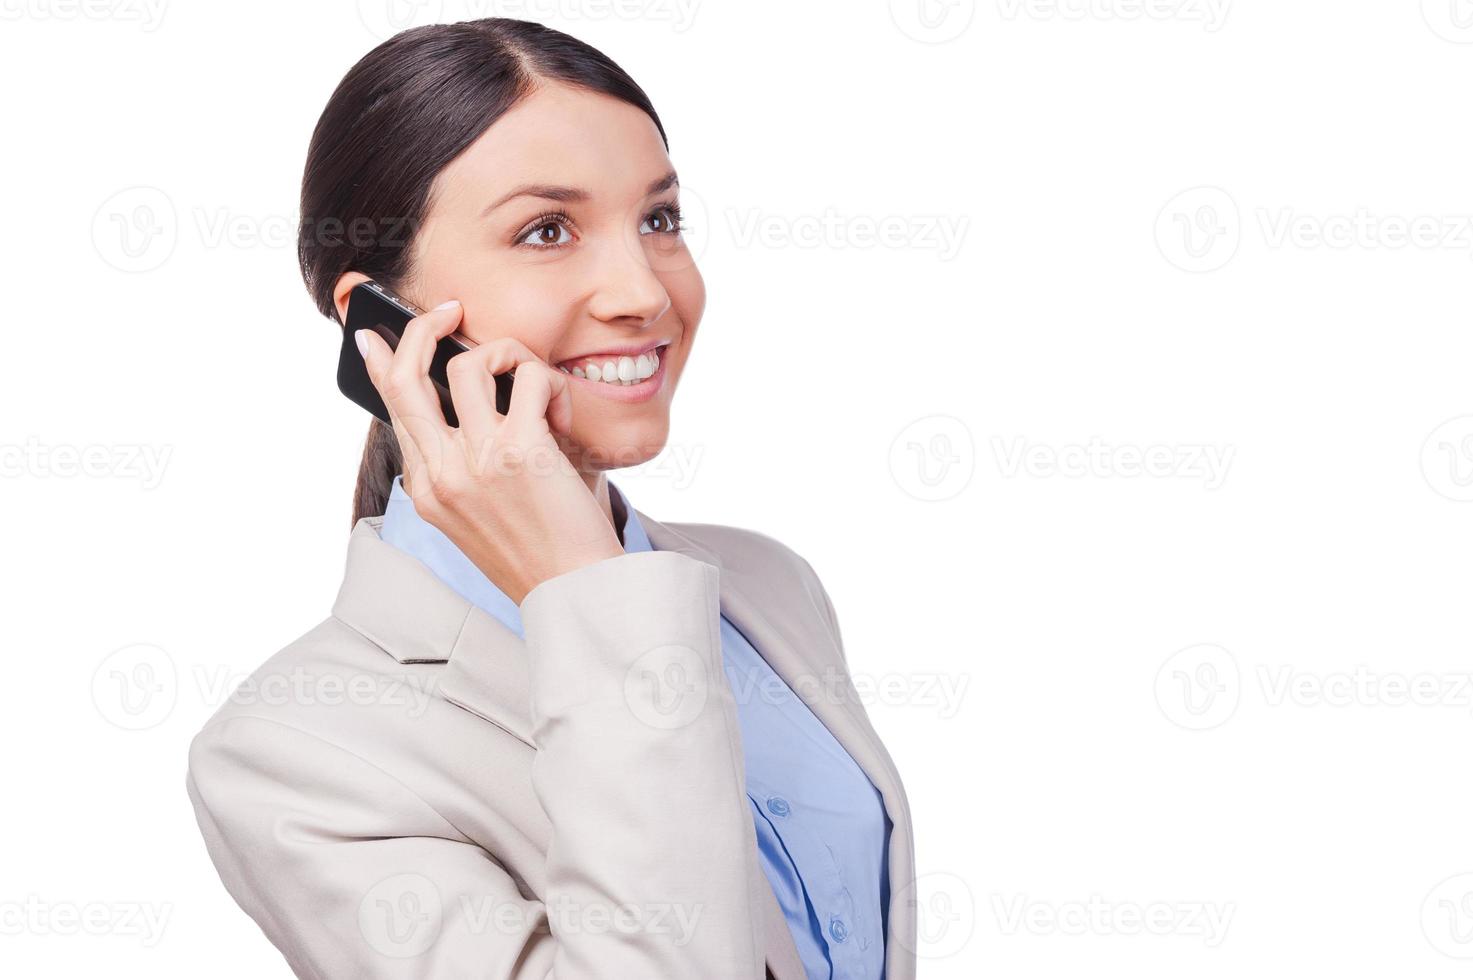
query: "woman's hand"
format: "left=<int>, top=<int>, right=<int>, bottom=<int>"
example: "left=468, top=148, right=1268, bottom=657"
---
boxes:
left=356, top=300, right=624, bottom=604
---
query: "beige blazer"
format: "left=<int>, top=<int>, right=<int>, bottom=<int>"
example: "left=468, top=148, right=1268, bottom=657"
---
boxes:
left=185, top=507, right=916, bottom=980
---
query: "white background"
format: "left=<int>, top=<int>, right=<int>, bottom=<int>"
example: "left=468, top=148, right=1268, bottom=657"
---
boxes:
left=2, top=0, right=1472, bottom=976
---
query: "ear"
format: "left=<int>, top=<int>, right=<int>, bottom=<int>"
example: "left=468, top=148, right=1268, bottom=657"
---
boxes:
left=332, top=271, right=372, bottom=325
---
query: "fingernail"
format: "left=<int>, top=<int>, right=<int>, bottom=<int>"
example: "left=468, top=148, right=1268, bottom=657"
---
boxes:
left=433, top=299, right=460, bottom=311
left=355, top=329, right=369, bottom=359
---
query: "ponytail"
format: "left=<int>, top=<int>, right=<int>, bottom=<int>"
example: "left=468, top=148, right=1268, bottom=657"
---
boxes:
left=350, top=418, right=403, bottom=527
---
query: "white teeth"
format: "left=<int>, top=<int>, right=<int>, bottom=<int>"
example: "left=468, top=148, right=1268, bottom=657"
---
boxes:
left=557, top=345, right=664, bottom=386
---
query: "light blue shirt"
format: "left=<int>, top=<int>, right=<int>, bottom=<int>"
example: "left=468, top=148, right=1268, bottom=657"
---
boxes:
left=380, top=474, right=891, bottom=979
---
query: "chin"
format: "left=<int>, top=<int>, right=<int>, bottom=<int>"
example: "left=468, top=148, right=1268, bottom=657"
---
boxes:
left=567, top=414, right=670, bottom=472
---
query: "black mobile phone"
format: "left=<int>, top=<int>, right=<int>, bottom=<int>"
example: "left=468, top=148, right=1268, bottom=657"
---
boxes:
left=337, top=280, right=514, bottom=427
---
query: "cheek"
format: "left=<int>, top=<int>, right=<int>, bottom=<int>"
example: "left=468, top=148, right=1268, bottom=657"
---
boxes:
left=663, top=264, right=705, bottom=341
left=458, top=282, right=569, bottom=360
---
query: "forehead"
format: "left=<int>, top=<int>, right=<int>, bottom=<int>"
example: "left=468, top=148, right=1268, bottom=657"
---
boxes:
left=431, top=81, right=672, bottom=215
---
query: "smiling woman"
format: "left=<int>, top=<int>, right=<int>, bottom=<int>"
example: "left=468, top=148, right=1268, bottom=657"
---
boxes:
left=184, top=16, right=916, bottom=980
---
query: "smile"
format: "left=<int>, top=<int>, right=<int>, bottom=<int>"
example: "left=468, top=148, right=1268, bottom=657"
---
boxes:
left=555, top=343, right=668, bottom=386
left=554, top=343, right=671, bottom=403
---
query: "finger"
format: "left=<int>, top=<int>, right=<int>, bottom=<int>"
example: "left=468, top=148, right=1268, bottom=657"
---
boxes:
left=445, top=344, right=498, bottom=442
left=385, top=301, right=464, bottom=436
left=358, top=324, right=445, bottom=479
left=446, top=335, right=544, bottom=431
left=502, top=360, right=574, bottom=442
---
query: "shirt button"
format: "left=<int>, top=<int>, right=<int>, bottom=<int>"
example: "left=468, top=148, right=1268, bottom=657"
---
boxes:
left=766, top=796, right=791, bottom=817
left=829, top=916, right=849, bottom=943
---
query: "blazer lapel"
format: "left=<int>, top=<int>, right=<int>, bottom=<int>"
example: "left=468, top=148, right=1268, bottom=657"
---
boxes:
left=330, top=512, right=914, bottom=980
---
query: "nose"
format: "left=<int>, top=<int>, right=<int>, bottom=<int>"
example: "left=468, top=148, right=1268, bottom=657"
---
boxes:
left=584, top=228, right=672, bottom=328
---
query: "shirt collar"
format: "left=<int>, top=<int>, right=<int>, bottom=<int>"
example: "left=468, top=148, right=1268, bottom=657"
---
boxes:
left=380, top=474, right=653, bottom=639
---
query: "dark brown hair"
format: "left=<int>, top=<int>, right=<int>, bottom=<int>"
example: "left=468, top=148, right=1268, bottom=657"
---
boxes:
left=296, top=17, right=669, bottom=527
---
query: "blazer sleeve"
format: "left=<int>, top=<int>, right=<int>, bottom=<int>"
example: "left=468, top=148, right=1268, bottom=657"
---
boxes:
left=185, top=549, right=766, bottom=980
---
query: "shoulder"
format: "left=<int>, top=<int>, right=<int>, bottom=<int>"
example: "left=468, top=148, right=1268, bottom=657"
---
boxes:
left=659, top=519, right=843, bottom=645
left=663, top=518, right=826, bottom=582
left=182, top=615, right=447, bottom=791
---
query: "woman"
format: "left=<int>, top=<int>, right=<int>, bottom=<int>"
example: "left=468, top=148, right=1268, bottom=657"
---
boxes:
left=185, top=17, right=915, bottom=980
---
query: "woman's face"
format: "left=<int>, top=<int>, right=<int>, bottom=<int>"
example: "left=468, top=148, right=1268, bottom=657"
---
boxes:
left=339, top=81, right=702, bottom=472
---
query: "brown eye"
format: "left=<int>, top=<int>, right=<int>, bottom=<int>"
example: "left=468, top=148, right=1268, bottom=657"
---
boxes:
left=516, top=213, right=575, bottom=249
left=641, top=202, right=685, bottom=236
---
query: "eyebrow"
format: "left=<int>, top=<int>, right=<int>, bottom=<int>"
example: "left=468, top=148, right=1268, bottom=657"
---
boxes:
left=480, top=171, right=679, bottom=219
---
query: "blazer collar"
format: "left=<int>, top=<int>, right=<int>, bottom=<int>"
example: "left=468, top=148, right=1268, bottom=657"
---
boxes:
left=330, top=511, right=915, bottom=980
